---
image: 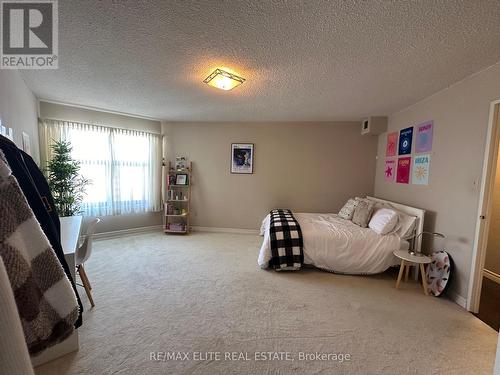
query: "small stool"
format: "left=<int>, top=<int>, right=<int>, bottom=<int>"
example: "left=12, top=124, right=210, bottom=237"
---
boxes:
left=393, top=249, right=431, bottom=295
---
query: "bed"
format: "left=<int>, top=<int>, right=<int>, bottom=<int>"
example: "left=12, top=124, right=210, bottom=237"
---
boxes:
left=258, top=196, right=425, bottom=275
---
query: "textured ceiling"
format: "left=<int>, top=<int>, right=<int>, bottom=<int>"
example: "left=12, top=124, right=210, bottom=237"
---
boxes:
left=21, top=0, right=500, bottom=121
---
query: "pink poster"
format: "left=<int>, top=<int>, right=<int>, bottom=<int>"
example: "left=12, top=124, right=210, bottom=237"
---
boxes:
left=415, top=121, right=433, bottom=153
left=385, top=159, right=396, bottom=182
left=386, top=132, right=398, bottom=156
left=396, top=157, right=411, bottom=184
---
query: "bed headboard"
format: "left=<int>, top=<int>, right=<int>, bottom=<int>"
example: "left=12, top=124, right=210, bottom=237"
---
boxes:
left=366, top=196, right=426, bottom=253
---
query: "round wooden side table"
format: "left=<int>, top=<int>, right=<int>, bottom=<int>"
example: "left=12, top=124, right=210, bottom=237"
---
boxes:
left=393, top=249, right=432, bottom=295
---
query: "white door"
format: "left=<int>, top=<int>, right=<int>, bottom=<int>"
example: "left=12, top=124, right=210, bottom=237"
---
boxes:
left=468, top=103, right=500, bottom=312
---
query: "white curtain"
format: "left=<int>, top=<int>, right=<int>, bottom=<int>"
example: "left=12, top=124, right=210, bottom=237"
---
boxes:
left=39, top=119, right=162, bottom=216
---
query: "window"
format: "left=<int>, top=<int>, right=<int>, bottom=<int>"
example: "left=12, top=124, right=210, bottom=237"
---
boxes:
left=39, top=119, right=162, bottom=216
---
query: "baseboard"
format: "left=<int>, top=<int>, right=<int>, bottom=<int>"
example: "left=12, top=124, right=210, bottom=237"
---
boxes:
left=483, top=269, right=500, bottom=284
left=94, top=225, right=162, bottom=240
left=446, top=289, right=467, bottom=309
left=94, top=225, right=259, bottom=239
left=191, top=226, right=259, bottom=235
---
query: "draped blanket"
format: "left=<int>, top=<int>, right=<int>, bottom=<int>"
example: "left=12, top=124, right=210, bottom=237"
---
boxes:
left=268, top=209, right=304, bottom=271
left=0, top=151, right=78, bottom=355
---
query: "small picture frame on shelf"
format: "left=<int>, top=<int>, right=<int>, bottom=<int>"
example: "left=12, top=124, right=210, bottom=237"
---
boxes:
left=175, top=174, right=188, bottom=185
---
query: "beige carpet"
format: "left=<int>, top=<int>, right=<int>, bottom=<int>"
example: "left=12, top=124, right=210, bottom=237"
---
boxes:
left=35, top=232, right=497, bottom=375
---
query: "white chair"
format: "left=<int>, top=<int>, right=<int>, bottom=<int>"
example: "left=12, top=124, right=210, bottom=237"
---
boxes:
left=75, top=217, right=100, bottom=308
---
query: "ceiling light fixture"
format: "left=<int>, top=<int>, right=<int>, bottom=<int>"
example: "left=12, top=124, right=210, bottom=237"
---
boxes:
left=203, top=68, right=245, bottom=91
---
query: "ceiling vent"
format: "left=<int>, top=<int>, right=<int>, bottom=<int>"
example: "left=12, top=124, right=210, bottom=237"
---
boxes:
left=361, top=116, right=388, bottom=136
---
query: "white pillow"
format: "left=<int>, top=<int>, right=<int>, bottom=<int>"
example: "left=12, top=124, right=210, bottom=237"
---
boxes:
left=392, top=210, right=417, bottom=239
left=365, top=201, right=417, bottom=238
left=368, top=208, right=398, bottom=235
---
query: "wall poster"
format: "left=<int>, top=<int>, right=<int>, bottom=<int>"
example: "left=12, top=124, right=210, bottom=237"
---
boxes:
left=386, top=132, right=398, bottom=157
left=385, top=159, right=396, bottom=182
left=398, top=127, right=413, bottom=155
left=415, top=121, right=433, bottom=153
left=396, top=157, right=411, bottom=184
left=231, top=143, right=254, bottom=174
left=412, top=154, right=431, bottom=185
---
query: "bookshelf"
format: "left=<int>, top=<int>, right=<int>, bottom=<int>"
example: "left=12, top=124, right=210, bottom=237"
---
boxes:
left=164, top=161, right=192, bottom=234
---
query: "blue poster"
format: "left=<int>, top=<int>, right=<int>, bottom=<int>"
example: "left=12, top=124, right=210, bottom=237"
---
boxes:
left=398, top=126, right=413, bottom=155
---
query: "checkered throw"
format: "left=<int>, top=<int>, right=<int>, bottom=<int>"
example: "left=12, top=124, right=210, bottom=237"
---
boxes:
left=268, top=209, right=304, bottom=271
left=0, top=151, right=78, bottom=355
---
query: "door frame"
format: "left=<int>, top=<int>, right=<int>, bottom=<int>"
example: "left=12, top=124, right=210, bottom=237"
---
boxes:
left=468, top=100, right=500, bottom=312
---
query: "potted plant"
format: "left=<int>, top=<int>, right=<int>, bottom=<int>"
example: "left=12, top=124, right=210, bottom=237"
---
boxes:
left=46, top=140, right=90, bottom=216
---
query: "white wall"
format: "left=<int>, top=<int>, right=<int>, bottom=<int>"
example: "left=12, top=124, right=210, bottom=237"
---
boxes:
left=0, top=71, right=39, bottom=163
left=374, top=61, right=500, bottom=303
left=164, top=121, right=378, bottom=229
left=39, top=101, right=163, bottom=234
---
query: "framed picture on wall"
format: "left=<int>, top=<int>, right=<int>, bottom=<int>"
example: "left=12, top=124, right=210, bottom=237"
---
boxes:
left=231, top=143, right=254, bottom=174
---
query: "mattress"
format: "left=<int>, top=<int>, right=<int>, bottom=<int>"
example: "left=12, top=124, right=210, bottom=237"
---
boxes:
left=258, top=213, right=406, bottom=274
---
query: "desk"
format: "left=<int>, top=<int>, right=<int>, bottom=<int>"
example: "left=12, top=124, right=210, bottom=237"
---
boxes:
left=33, top=216, right=82, bottom=367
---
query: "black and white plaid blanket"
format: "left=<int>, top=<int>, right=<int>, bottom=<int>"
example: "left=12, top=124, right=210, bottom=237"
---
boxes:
left=268, top=209, right=304, bottom=271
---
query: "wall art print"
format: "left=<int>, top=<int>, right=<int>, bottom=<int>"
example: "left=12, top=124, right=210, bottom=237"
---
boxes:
left=385, top=159, right=396, bottom=182
left=412, top=154, right=431, bottom=185
left=386, top=132, right=398, bottom=157
left=231, top=143, right=254, bottom=174
left=415, top=121, right=433, bottom=153
left=396, top=157, right=411, bottom=184
left=398, top=126, right=413, bottom=155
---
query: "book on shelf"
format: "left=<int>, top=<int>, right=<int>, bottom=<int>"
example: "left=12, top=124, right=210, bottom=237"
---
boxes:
left=168, top=175, right=176, bottom=185
left=164, top=203, right=172, bottom=215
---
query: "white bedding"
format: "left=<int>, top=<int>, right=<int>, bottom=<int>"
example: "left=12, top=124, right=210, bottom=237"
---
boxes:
left=258, top=213, right=405, bottom=274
